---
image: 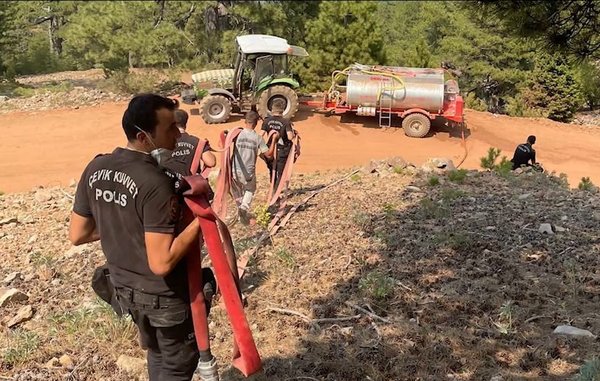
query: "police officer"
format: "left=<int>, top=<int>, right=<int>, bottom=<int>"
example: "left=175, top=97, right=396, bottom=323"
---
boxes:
left=68, top=94, right=201, bottom=381
left=261, top=99, right=295, bottom=190
left=511, top=135, right=537, bottom=170
left=161, top=109, right=217, bottom=191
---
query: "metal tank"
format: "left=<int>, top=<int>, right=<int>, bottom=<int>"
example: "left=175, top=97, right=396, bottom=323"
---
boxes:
left=346, top=66, right=446, bottom=113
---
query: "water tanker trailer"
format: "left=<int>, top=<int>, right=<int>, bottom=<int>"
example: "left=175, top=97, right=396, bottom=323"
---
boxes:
left=316, top=63, right=464, bottom=138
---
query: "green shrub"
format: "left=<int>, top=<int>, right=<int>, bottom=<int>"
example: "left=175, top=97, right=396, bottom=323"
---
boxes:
left=495, top=157, right=514, bottom=178
left=359, top=271, right=395, bottom=300
left=12, top=86, right=35, bottom=97
left=521, top=53, right=583, bottom=123
left=392, top=166, right=406, bottom=175
left=553, top=172, right=570, bottom=189
left=464, top=92, right=488, bottom=112
left=352, top=211, right=371, bottom=230
left=44, top=81, right=73, bottom=93
left=480, top=147, right=502, bottom=170
left=480, top=147, right=513, bottom=178
left=419, top=198, right=449, bottom=219
left=99, top=70, right=158, bottom=94
left=505, top=95, right=547, bottom=118
left=448, top=169, right=468, bottom=183
left=440, top=188, right=465, bottom=202
left=575, top=357, right=600, bottom=381
left=428, top=175, right=440, bottom=186
left=2, top=330, right=40, bottom=367
left=350, top=173, right=361, bottom=182
left=433, top=232, right=473, bottom=251
left=275, top=247, right=295, bottom=269
left=253, top=205, right=271, bottom=229
left=578, top=177, right=596, bottom=191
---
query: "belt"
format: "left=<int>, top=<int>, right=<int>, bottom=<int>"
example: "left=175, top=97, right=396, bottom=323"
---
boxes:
left=115, top=287, right=185, bottom=309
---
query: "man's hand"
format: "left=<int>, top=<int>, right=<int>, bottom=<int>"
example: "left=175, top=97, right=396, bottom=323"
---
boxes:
left=145, top=218, right=200, bottom=277
left=202, top=151, right=217, bottom=168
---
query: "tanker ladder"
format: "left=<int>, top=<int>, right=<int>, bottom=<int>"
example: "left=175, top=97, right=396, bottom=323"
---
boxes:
left=378, top=81, right=393, bottom=129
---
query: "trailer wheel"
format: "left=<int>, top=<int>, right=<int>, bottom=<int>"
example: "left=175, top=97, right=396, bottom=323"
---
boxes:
left=199, top=95, right=232, bottom=124
left=256, top=85, right=299, bottom=120
left=402, top=113, right=431, bottom=138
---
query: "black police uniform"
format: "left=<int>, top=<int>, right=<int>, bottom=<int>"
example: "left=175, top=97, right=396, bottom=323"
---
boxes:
left=73, top=147, right=199, bottom=381
left=261, top=115, right=294, bottom=189
left=161, top=132, right=211, bottom=191
left=510, top=143, right=536, bottom=170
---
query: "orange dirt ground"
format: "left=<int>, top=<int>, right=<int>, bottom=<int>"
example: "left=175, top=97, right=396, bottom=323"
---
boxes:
left=1, top=103, right=599, bottom=193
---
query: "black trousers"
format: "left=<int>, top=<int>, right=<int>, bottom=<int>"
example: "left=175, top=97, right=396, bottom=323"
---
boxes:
left=274, top=145, right=291, bottom=191
left=116, top=289, right=199, bottom=381
left=266, top=158, right=275, bottom=182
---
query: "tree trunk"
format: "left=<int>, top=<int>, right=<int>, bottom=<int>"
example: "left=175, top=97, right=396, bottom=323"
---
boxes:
left=48, top=15, right=63, bottom=55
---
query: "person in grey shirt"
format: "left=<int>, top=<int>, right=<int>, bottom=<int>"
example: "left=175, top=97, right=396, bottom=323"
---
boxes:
left=232, top=111, right=276, bottom=224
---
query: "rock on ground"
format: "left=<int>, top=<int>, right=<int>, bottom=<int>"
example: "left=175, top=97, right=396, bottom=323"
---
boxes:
left=553, top=325, right=597, bottom=339
left=6, top=305, right=34, bottom=328
left=116, top=355, right=147, bottom=378
left=0, top=288, right=28, bottom=307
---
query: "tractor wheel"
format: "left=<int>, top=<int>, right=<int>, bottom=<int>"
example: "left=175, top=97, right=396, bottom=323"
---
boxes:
left=199, top=95, right=232, bottom=124
left=256, top=85, right=299, bottom=120
left=402, top=113, right=431, bottom=138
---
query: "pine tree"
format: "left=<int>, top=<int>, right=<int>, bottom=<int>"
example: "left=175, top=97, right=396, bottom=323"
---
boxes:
left=300, top=1, right=386, bottom=91
left=522, top=54, right=583, bottom=122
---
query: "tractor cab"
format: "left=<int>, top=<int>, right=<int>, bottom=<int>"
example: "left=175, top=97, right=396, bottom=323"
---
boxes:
left=186, top=34, right=308, bottom=124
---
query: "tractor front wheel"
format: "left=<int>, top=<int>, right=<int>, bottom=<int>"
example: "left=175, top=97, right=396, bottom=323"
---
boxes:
left=199, top=95, right=232, bottom=124
left=256, top=85, right=299, bottom=120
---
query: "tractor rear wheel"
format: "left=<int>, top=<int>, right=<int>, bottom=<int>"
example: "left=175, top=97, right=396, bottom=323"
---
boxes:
left=256, top=85, right=299, bottom=120
left=199, top=95, right=232, bottom=124
left=402, top=113, right=431, bottom=138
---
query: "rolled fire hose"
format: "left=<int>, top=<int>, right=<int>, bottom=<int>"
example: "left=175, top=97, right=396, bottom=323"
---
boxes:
left=212, top=128, right=244, bottom=220
left=182, top=141, right=262, bottom=379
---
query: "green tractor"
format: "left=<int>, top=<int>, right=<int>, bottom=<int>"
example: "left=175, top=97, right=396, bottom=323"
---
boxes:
left=182, top=34, right=309, bottom=124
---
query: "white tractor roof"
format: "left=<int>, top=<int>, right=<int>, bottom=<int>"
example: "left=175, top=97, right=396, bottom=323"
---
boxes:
left=236, top=34, right=308, bottom=57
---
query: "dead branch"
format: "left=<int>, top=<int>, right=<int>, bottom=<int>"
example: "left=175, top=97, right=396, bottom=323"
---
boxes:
left=271, top=169, right=361, bottom=235
left=67, top=355, right=89, bottom=380
left=266, top=306, right=312, bottom=324
left=33, top=15, right=53, bottom=25
left=395, top=280, right=413, bottom=292
left=360, top=321, right=382, bottom=349
left=312, top=315, right=361, bottom=324
left=345, top=302, right=391, bottom=324
left=60, top=189, right=74, bottom=200
left=525, top=315, right=552, bottom=324
left=344, top=255, right=352, bottom=270
left=238, top=169, right=362, bottom=280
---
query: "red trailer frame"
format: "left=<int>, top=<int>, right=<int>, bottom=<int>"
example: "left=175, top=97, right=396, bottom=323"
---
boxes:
left=303, top=95, right=464, bottom=124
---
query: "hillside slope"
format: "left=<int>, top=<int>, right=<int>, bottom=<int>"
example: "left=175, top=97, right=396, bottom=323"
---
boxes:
left=0, top=163, right=599, bottom=380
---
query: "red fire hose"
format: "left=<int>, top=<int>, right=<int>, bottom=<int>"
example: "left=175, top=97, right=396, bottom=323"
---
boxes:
left=212, top=128, right=243, bottom=220
left=266, top=130, right=301, bottom=207
left=182, top=141, right=262, bottom=377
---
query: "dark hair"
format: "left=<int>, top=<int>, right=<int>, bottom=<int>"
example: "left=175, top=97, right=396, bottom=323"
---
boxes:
left=245, top=110, right=260, bottom=125
left=272, top=99, right=285, bottom=113
left=174, top=109, right=189, bottom=129
left=527, top=135, right=536, bottom=144
left=122, top=94, right=178, bottom=141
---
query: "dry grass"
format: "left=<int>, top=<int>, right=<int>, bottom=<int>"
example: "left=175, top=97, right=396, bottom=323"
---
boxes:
left=1, top=167, right=599, bottom=380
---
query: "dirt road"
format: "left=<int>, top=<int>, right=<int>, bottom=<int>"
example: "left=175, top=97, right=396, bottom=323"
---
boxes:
left=1, top=102, right=599, bottom=193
